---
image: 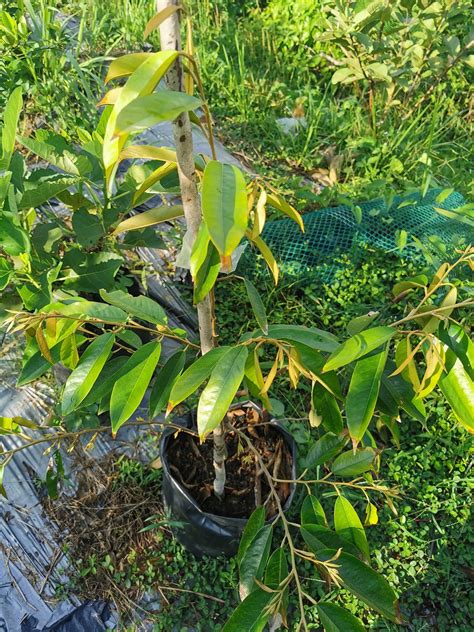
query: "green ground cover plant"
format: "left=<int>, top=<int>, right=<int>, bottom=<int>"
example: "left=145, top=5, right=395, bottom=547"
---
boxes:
left=0, top=1, right=472, bottom=630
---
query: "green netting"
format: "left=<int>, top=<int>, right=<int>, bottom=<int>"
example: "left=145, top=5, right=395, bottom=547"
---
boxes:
left=239, top=189, right=472, bottom=281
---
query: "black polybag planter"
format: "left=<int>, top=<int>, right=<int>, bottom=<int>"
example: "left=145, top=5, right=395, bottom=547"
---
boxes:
left=160, top=402, right=297, bottom=557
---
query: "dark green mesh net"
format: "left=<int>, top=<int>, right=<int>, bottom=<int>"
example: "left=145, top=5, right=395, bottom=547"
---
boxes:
left=239, top=189, right=472, bottom=281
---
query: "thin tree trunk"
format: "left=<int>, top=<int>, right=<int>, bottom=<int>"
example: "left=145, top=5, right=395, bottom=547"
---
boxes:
left=157, top=0, right=226, bottom=498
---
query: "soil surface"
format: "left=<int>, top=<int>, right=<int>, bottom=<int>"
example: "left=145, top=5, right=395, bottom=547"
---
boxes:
left=166, top=406, right=293, bottom=519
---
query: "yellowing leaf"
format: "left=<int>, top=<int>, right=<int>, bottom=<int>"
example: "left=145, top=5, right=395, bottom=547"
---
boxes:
left=112, top=205, right=184, bottom=235
left=105, top=52, right=153, bottom=83
left=144, top=5, right=182, bottom=39
left=246, top=231, right=279, bottom=284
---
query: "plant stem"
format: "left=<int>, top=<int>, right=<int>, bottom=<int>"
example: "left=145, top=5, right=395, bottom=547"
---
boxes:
left=157, top=0, right=225, bottom=496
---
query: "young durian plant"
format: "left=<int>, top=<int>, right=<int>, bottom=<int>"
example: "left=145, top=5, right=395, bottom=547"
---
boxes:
left=1, top=3, right=473, bottom=630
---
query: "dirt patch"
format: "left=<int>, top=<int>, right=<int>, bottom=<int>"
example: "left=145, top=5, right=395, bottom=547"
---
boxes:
left=166, top=406, right=293, bottom=519
left=44, top=453, right=165, bottom=609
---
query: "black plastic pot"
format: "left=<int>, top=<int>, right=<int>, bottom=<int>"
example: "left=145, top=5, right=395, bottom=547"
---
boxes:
left=160, top=401, right=297, bottom=557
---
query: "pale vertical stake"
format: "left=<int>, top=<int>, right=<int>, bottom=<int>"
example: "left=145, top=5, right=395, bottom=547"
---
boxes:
left=156, top=0, right=226, bottom=498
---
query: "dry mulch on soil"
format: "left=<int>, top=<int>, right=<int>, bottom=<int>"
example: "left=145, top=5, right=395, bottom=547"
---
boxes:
left=166, top=406, right=293, bottom=518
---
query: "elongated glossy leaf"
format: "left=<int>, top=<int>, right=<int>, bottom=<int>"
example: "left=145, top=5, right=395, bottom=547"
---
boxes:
left=301, top=495, right=327, bottom=527
left=247, top=232, right=279, bottom=284
left=304, top=432, right=346, bottom=469
left=103, top=50, right=179, bottom=177
left=312, top=381, right=343, bottom=433
left=317, top=602, right=366, bottom=632
left=346, top=348, right=387, bottom=445
left=324, top=327, right=395, bottom=372
left=222, top=588, right=271, bottom=632
left=113, top=204, right=183, bottom=235
left=331, top=447, right=376, bottom=477
left=144, top=5, right=181, bottom=38
left=242, top=324, right=338, bottom=353
left=119, top=144, right=177, bottom=164
left=317, top=549, right=400, bottom=622
left=197, top=346, right=249, bottom=438
left=244, top=349, right=270, bottom=409
left=46, top=300, right=128, bottom=324
left=110, top=341, right=161, bottom=435
left=237, top=506, right=266, bottom=565
left=301, top=525, right=359, bottom=557
left=438, top=323, right=474, bottom=380
left=266, top=192, right=304, bottom=232
left=244, top=279, right=268, bottom=334
left=61, top=333, right=115, bottom=415
left=168, top=346, right=231, bottom=411
left=1, top=86, right=22, bottom=170
left=438, top=349, right=474, bottom=433
left=100, top=289, right=167, bottom=325
left=115, top=92, right=201, bottom=135
left=193, top=241, right=220, bottom=304
left=190, top=221, right=211, bottom=280
left=239, top=525, right=273, bottom=599
left=346, top=313, right=379, bottom=337
left=265, top=547, right=289, bottom=589
left=202, top=160, right=248, bottom=257
left=382, top=363, right=426, bottom=422
left=149, top=349, right=186, bottom=417
left=19, top=176, right=78, bottom=210
left=334, top=496, right=369, bottom=560
left=105, top=52, right=153, bottom=83
left=81, top=356, right=129, bottom=409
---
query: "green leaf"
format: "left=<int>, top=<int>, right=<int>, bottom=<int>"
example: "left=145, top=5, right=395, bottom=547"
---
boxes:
left=61, top=333, right=115, bottom=415
left=19, top=175, right=79, bottom=210
left=304, top=432, right=346, bottom=469
left=438, top=349, right=474, bottom=433
left=80, top=356, right=129, bottom=409
left=382, top=363, right=426, bottom=422
left=197, top=346, right=249, bottom=439
left=334, top=496, right=369, bottom=560
left=17, top=134, right=91, bottom=176
left=392, top=275, right=428, bottom=297
left=0, top=215, right=30, bottom=255
left=202, top=160, right=248, bottom=257
left=168, top=346, right=231, bottom=411
left=242, top=325, right=338, bottom=353
left=193, top=240, right=221, bottom=304
left=244, top=278, right=268, bottom=335
left=222, top=589, right=271, bottom=632
left=103, top=50, right=179, bottom=176
left=0, top=257, right=13, bottom=290
left=312, top=382, right=343, bottom=434
left=100, top=289, right=167, bottom=325
left=324, top=327, right=394, bottom=372
left=115, top=92, right=201, bottom=135
left=112, top=204, right=184, bottom=234
left=46, top=300, right=128, bottom=324
left=437, top=323, right=474, bottom=380
left=331, top=448, right=376, bottom=477
left=301, top=525, right=359, bottom=557
left=105, top=52, right=153, bottom=82
left=264, top=547, right=289, bottom=589
left=301, top=495, right=327, bottom=527
left=72, top=209, right=104, bottom=247
left=239, top=525, right=273, bottom=599
left=149, top=349, right=186, bottom=417
left=110, top=341, right=162, bottom=435
left=317, top=602, right=366, bottom=632
left=1, top=86, right=22, bottom=170
left=264, top=547, right=289, bottom=621
left=346, top=348, right=387, bottom=445
left=237, top=506, right=266, bottom=565
left=64, top=251, right=123, bottom=294
left=190, top=221, right=211, bottom=279
left=346, top=313, right=379, bottom=337
left=317, top=550, right=400, bottom=622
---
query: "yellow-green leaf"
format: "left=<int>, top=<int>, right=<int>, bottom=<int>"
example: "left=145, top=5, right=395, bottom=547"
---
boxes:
left=105, top=52, right=153, bottom=83
left=112, top=205, right=184, bottom=235
left=202, top=160, right=248, bottom=257
left=197, top=346, right=249, bottom=439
